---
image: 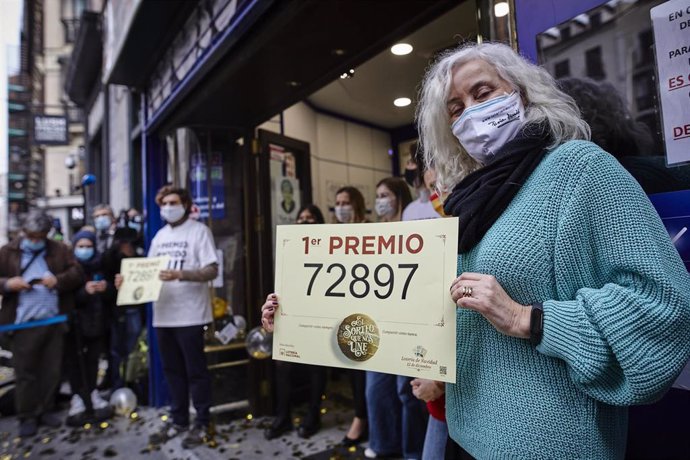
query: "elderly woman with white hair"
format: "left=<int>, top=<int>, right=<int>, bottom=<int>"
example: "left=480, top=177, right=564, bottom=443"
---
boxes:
left=416, top=42, right=690, bottom=459
left=0, top=209, right=84, bottom=438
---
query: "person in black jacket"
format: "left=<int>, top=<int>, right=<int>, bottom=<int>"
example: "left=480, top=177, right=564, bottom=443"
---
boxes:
left=64, top=230, right=113, bottom=426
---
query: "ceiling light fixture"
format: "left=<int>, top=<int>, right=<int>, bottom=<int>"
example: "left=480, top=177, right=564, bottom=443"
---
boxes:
left=494, top=2, right=510, bottom=18
left=394, top=97, right=411, bottom=107
left=391, top=43, right=413, bottom=56
left=340, top=69, right=355, bottom=79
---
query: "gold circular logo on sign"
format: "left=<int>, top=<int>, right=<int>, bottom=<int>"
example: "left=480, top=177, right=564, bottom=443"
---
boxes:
left=337, top=314, right=380, bottom=362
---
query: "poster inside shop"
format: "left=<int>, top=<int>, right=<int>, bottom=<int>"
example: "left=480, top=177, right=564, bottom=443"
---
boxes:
left=190, top=152, right=225, bottom=219
left=270, top=144, right=301, bottom=227
left=273, top=218, right=459, bottom=383
left=273, top=176, right=301, bottom=226
left=116, top=256, right=170, bottom=306
left=651, top=0, right=690, bottom=166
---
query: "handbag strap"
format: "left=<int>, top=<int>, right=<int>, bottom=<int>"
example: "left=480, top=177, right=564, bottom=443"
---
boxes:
left=20, top=249, right=45, bottom=276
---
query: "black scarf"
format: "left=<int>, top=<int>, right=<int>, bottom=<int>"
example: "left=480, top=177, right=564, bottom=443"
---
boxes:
left=444, top=123, right=552, bottom=253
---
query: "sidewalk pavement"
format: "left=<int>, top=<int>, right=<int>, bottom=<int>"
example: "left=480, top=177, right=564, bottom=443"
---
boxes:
left=0, top=400, right=371, bottom=460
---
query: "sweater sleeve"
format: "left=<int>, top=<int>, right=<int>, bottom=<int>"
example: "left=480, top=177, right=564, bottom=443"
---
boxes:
left=537, top=148, right=690, bottom=406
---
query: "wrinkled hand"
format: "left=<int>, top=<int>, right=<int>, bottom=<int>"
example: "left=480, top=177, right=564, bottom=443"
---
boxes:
left=114, top=274, right=123, bottom=290
left=159, top=270, right=182, bottom=282
left=42, top=275, right=58, bottom=290
left=410, top=378, right=444, bottom=402
left=5, top=276, right=31, bottom=292
left=450, top=272, right=530, bottom=339
left=261, top=293, right=278, bottom=333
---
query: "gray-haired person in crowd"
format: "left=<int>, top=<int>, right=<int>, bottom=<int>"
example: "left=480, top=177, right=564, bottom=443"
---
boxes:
left=0, top=209, right=84, bottom=438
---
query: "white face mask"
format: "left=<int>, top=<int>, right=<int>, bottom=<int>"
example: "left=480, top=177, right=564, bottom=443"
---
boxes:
left=334, top=205, right=354, bottom=223
left=451, top=91, right=525, bottom=165
left=160, top=204, right=186, bottom=223
left=375, top=198, right=395, bottom=217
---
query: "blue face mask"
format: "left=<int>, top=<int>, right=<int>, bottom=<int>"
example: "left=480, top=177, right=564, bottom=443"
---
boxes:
left=74, top=247, right=95, bottom=261
left=128, top=221, right=142, bottom=232
left=21, top=239, right=45, bottom=253
left=94, top=216, right=112, bottom=231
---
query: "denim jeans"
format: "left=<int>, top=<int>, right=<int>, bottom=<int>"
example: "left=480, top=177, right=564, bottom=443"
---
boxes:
left=365, top=372, right=427, bottom=459
left=110, top=308, right=143, bottom=389
left=422, top=416, right=448, bottom=460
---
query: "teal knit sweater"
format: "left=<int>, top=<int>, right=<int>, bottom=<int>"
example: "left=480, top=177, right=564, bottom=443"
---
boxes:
left=446, top=140, right=690, bottom=459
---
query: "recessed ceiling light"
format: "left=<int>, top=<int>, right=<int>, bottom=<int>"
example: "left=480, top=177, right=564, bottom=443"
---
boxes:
left=394, top=97, right=411, bottom=107
left=494, top=2, right=510, bottom=17
left=391, top=43, right=413, bottom=56
left=340, top=69, right=355, bottom=79
left=286, top=81, right=301, bottom=87
left=332, top=49, right=346, bottom=56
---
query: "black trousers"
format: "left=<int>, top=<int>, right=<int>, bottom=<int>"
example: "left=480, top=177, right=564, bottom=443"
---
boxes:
left=11, top=324, right=64, bottom=421
left=156, top=325, right=212, bottom=427
left=274, top=361, right=327, bottom=427
left=64, top=329, right=103, bottom=398
left=349, top=369, right=367, bottom=420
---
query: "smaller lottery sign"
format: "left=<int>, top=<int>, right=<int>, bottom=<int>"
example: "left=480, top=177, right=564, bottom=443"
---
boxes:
left=273, top=219, right=458, bottom=382
left=116, top=256, right=170, bottom=306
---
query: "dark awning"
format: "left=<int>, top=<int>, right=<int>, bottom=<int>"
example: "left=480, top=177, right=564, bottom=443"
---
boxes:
left=65, top=11, right=102, bottom=106
left=104, top=1, right=198, bottom=87
left=149, top=0, right=458, bottom=133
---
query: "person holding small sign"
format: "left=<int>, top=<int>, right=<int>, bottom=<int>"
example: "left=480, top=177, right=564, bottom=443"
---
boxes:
left=416, top=42, right=690, bottom=459
left=116, top=186, right=218, bottom=449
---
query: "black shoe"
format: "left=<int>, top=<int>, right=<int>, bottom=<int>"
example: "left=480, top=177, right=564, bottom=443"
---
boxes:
left=66, top=410, right=95, bottom=427
left=149, top=422, right=187, bottom=445
left=39, top=412, right=62, bottom=428
left=264, top=420, right=292, bottom=440
left=297, top=422, right=321, bottom=439
left=341, top=432, right=368, bottom=447
left=93, top=406, right=114, bottom=422
left=19, top=419, right=38, bottom=438
left=181, top=424, right=213, bottom=449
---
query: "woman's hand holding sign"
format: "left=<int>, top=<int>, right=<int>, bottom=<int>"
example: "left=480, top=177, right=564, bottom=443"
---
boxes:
left=450, top=272, right=530, bottom=339
left=261, top=293, right=278, bottom=332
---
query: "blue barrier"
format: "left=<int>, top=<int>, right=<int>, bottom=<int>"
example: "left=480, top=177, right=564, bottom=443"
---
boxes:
left=0, top=315, right=68, bottom=333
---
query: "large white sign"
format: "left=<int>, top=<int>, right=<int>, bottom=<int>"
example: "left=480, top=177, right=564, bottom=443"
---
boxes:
left=651, top=0, right=690, bottom=166
left=273, top=219, right=459, bottom=382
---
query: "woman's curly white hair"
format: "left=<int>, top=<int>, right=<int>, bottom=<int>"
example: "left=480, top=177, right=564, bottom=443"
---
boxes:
left=415, top=42, right=590, bottom=191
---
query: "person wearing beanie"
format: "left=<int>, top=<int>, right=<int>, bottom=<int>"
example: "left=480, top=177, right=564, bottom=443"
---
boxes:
left=64, top=230, right=113, bottom=426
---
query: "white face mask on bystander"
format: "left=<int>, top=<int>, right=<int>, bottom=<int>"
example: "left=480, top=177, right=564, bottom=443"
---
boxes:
left=451, top=91, right=524, bottom=165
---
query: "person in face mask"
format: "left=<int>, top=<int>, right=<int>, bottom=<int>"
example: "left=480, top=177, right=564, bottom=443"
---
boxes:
left=416, top=42, right=690, bottom=459
left=0, top=209, right=84, bottom=438
left=64, top=230, right=112, bottom=426
left=373, top=177, right=412, bottom=223
left=115, top=185, right=218, bottom=448
left=367, top=181, right=424, bottom=460
left=92, top=204, right=116, bottom=254
left=262, top=204, right=328, bottom=440
left=265, top=188, right=370, bottom=446
left=333, top=186, right=367, bottom=224
left=401, top=142, right=442, bottom=221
